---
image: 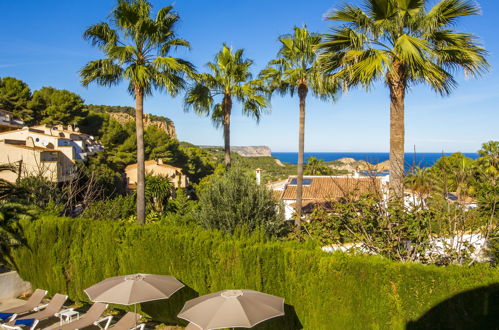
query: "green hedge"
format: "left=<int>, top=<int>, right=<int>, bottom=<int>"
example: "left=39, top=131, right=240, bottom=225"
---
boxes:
left=11, top=216, right=499, bottom=329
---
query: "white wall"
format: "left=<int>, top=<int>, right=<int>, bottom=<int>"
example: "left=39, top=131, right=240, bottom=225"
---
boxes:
left=0, top=271, right=31, bottom=300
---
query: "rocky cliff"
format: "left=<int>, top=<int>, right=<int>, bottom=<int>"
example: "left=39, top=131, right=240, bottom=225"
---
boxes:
left=231, top=146, right=272, bottom=157
left=328, top=158, right=390, bottom=172
left=109, top=112, right=177, bottom=139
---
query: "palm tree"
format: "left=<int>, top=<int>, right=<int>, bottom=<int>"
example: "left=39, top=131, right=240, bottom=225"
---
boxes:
left=319, top=0, right=488, bottom=199
left=184, top=44, right=268, bottom=167
left=80, top=0, right=193, bottom=224
left=260, top=26, right=340, bottom=227
left=0, top=164, right=30, bottom=269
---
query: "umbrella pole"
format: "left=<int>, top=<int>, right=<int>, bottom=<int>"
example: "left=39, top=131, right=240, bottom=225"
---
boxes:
left=134, top=304, right=137, bottom=329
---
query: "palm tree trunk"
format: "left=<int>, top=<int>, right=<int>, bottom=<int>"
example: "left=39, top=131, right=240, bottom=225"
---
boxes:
left=388, top=64, right=406, bottom=200
left=295, top=82, right=308, bottom=228
left=223, top=95, right=232, bottom=168
left=135, top=85, right=146, bottom=225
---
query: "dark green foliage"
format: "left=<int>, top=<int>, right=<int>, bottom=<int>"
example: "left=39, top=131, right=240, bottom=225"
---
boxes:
left=179, top=146, right=217, bottom=184
left=304, top=156, right=332, bottom=175
left=145, top=175, right=173, bottom=213
left=199, top=148, right=297, bottom=183
left=82, top=154, right=126, bottom=197
left=0, top=77, right=33, bottom=122
left=233, top=155, right=296, bottom=183
left=197, top=168, right=286, bottom=236
left=87, top=104, right=136, bottom=116
left=29, top=87, right=88, bottom=125
left=475, top=141, right=498, bottom=212
left=80, top=195, right=136, bottom=221
left=0, top=203, right=33, bottom=268
left=405, top=143, right=498, bottom=213
left=144, top=126, right=180, bottom=162
left=16, top=176, right=62, bottom=210
left=77, top=112, right=106, bottom=137
left=79, top=113, right=216, bottom=184
left=87, top=105, right=173, bottom=125
left=0, top=165, right=34, bottom=267
left=10, top=217, right=499, bottom=329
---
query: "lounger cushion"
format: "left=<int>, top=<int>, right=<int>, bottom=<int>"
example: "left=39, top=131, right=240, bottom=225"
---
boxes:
left=0, top=313, right=14, bottom=322
left=14, top=318, right=36, bottom=327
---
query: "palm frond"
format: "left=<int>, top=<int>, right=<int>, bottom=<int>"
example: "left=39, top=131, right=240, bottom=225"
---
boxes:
left=319, top=0, right=488, bottom=94
left=81, top=0, right=192, bottom=99
left=184, top=44, right=268, bottom=128
left=423, top=0, right=480, bottom=30
left=80, top=59, right=123, bottom=87
left=83, top=23, right=118, bottom=49
left=262, top=26, right=340, bottom=98
left=184, top=82, right=214, bottom=116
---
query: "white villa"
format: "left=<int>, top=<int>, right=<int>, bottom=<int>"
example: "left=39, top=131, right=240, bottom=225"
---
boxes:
left=268, top=174, right=389, bottom=220
left=0, top=124, right=104, bottom=183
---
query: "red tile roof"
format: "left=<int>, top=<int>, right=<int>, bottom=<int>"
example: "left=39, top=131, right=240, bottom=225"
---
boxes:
left=281, top=176, right=382, bottom=201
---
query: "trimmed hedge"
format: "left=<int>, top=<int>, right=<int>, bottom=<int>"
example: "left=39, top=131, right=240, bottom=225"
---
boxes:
left=11, top=217, right=499, bottom=329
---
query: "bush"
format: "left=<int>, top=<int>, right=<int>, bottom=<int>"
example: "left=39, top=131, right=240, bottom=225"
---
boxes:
left=145, top=175, right=173, bottom=213
left=80, top=195, right=135, bottom=221
left=9, top=217, right=499, bottom=329
left=196, top=168, right=286, bottom=237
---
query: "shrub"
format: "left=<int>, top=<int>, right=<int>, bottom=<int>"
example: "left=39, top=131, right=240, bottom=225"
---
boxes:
left=145, top=175, right=173, bottom=213
left=9, top=216, right=499, bottom=329
left=297, top=193, right=494, bottom=265
left=196, top=168, right=286, bottom=237
left=80, top=195, right=135, bottom=221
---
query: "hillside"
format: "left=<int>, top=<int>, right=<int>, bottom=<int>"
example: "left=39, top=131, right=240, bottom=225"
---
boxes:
left=199, top=145, right=272, bottom=157
left=199, top=146, right=296, bottom=182
left=326, top=157, right=390, bottom=172
left=87, top=104, right=177, bottom=139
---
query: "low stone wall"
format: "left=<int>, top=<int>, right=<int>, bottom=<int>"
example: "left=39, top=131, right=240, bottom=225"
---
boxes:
left=0, top=271, right=31, bottom=300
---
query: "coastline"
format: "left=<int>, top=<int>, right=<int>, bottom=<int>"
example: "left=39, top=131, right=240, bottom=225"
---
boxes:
left=272, top=152, right=480, bottom=167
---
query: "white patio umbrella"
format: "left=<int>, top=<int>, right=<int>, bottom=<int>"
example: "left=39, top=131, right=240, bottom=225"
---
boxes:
left=177, top=289, right=285, bottom=330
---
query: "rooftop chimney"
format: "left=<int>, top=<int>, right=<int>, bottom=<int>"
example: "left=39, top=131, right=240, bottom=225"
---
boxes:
left=256, top=168, right=262, bottom=185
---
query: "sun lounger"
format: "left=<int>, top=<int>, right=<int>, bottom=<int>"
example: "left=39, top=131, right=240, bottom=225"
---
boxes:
left=96, top=312, right=144, bottom=330
left=1, top=294, right=68, bottom=330
left=53, top=302, right=107, bottom=330
left=0, top=290, right=48, bottom=323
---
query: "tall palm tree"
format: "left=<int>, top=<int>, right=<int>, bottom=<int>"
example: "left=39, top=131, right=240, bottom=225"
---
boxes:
left=80, top=0, right=193, bottom=224
left=260, top=26, right=339, bottom=227
left=184, top=44, right=268, bottom=167
left=319, top=0, right=488, bottom=199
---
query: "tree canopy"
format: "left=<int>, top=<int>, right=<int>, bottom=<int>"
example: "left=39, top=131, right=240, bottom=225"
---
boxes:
left=0, top=77, right=33, bottom=123
left=29, top=87, right=88, bottom=125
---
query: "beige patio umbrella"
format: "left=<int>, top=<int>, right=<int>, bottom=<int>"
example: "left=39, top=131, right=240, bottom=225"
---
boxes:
left=85, top=273, right=184, bottom=305
left=85, top=273, right=185, bottom=326
left=177, top=289, right=285, bottom=330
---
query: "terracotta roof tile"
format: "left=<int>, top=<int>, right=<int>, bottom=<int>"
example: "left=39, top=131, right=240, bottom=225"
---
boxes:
left=281, top=176, right=381, bottom=201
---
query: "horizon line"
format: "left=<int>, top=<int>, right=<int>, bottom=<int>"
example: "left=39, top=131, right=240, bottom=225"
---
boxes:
left=271, top=151, right=480, bottom=154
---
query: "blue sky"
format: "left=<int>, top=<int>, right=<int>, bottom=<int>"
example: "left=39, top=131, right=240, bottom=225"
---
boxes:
left=0, top=0, right=497, bottom=152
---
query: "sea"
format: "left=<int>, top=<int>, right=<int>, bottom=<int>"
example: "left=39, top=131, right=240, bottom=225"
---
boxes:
left=272, top=152, right=479, bottom=168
